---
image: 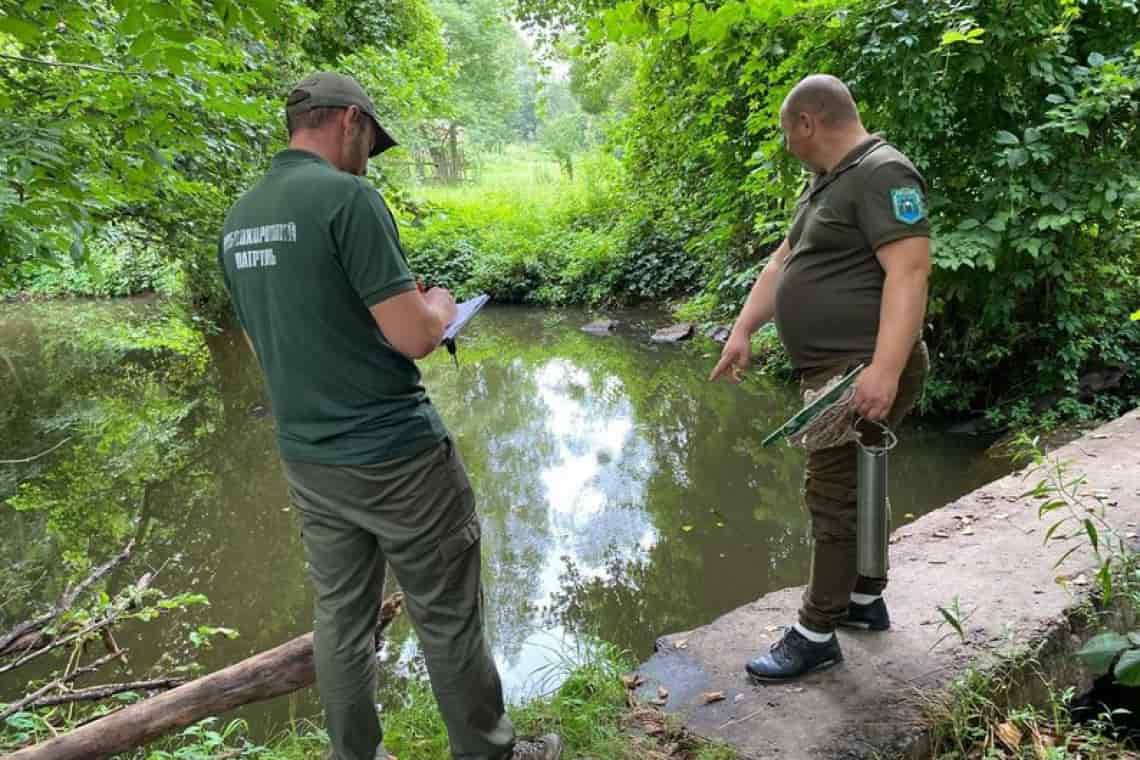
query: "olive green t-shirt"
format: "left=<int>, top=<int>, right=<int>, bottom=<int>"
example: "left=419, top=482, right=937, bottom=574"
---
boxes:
left=774, top=136, right=931, bottom=370
left=218, top=149, right=447, bottom=465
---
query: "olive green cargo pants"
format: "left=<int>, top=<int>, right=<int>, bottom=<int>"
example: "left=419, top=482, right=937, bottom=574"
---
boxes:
left=283, top=439, right=515, bottom=760
left=798, top=342, right=929, bottom=634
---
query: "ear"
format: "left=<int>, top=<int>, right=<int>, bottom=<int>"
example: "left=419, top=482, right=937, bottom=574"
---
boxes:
left=341, top=105, right=362, bottom=134
left=798, top=110, right=814, bottom=135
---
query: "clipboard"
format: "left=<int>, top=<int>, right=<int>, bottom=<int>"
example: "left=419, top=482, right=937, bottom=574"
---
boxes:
left=761, top=363, right=864, bottom=446
left=443, top=294, right=490, bottom=342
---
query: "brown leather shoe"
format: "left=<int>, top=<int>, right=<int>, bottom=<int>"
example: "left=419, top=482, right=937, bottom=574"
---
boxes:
left=510, top=733, right=564, bottom=759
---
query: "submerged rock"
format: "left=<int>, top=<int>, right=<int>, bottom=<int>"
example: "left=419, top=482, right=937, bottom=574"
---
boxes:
left=581, top=319, right=619, bottom=336
left=704, top=326, right=731, bottom=344
left=651, top=323, right=695, bottom=344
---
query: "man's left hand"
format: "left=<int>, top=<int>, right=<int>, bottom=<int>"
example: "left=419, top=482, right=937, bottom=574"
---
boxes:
left=853, top=363, right=900, bottom=421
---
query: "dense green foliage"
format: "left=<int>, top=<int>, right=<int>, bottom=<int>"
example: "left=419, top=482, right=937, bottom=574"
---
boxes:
left=6, top=0, right=1133, bottom=418
left=0, top=0, right=526, bottom=313
left=505, top=0, right=1140, bottom=419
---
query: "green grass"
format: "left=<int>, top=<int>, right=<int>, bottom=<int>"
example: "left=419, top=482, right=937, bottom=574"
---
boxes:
left=105, top=641, right=738, bottom=759
left=399, top=143, right=699, bottom=309
left=411, top=145, right=576, bottom=210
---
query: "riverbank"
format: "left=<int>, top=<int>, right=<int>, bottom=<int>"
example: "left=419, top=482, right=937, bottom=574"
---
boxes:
left=634, top=410, right=1140, bottom=758
left=13, top=644, right=737, bottom=760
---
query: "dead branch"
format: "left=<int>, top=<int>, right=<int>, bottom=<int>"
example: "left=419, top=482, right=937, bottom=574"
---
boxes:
left=0, top=649, right=126, bottom=722
left=0, top=537, right=135, bottom=658
left=20, top=676, right=186, bottom=711
left=0, top=436, right=73, bottom=465
left=8, top=593, right=404, bottom=760
left=0, top=572, right=152, bottom=676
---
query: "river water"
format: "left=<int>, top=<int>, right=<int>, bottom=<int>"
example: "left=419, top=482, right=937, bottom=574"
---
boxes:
left=0, top=300, right=1011, bottom=735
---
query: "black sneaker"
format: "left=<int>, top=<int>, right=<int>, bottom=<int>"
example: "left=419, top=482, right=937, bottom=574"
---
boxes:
left=745, top=626, right=843, bottom=682
left=838, top=597, right=891, bottom=631
left=510, top=734, right=564, bottom=759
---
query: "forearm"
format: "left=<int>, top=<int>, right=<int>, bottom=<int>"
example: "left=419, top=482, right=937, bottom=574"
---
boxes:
left=730, top=240, right=788, bottom=339
left=871, top=269, right=928, bottom=376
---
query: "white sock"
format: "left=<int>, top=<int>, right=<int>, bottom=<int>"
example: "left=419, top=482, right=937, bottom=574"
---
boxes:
left=851, top=593, right=881, bottom=606
left=793, top=622, right=834, bottom=643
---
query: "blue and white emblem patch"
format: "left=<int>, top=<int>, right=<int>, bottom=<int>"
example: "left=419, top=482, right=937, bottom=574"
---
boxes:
left=890, top=187, right=925, bottom=225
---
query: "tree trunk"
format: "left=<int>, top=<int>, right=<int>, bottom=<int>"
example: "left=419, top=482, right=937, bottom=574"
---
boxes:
left=447, top=121, right=460, bottom=184
left=8, top=594, right=403, bottom=760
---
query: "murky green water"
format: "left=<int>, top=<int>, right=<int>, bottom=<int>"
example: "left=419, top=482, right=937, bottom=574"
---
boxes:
left=0, top=301, right=1011, bottom=735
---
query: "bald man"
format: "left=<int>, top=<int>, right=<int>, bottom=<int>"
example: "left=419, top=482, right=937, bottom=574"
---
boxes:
left=710, top=74, right=932, bottom=680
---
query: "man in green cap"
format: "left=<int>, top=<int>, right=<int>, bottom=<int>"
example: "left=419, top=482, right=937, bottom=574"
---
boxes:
left=709, top=74, right=932, bottom=680
left=218, top=72, right=563, bottom=760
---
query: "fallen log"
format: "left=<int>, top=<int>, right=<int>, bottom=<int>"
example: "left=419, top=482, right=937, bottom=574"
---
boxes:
left=8, top=593, right=403, bottom=760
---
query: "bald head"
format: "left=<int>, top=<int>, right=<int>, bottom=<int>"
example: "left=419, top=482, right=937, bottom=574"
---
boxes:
left=781, top=74, right=861, bottom=128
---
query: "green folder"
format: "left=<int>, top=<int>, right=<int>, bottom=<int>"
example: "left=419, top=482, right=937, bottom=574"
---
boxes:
left=761, top=363, right=865, bottom=447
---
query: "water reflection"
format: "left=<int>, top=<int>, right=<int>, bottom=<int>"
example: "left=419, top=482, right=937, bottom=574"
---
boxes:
left=0, top=303, right=1012, bottom=735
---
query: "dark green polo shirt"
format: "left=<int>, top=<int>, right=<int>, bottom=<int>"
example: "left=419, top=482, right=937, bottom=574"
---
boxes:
left=218, top=149, right=447, bottom=465
left=774, top=136, right=931, bottom=370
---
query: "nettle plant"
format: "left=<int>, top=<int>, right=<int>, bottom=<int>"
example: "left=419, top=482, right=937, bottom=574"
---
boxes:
left=1015, top=436, right=1140, bottom=687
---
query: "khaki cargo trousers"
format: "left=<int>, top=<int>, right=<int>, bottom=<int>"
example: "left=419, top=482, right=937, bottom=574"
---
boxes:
left=797, top=342, right=929, bottom=634
left=283, top=438, right=514, bottom=760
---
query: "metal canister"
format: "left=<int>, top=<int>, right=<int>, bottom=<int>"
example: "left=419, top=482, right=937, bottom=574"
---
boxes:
left=855, top=419, right=898, bottom=579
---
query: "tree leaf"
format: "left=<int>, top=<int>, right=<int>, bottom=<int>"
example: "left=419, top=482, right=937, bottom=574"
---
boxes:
left=121, top=8, right=146, bottom=35
left=1076, top=632, right=1130, bottom=675
left=994, top=130, right=1020, bottom=146
left=0, top=16, right=41, bottom=43
left=1113, top=650, right=1140, bottom=686
left=129, top=30, right=156, bottom=57
left=1006, top=148, right=1029, bottom=168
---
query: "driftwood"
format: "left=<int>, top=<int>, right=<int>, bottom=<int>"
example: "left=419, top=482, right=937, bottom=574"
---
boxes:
left=8, top=592, right=404, bottom=760
left=0, top=538, right=135, bottom=659
left=0, top=573, right=153, bottom=677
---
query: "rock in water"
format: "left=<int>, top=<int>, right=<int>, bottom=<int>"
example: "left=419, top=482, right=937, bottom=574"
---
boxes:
left=705, top=326, right=731, bottom=344
left=581, top=319, right=619, bottom=336
left=651, top=323, right=694, bottom=344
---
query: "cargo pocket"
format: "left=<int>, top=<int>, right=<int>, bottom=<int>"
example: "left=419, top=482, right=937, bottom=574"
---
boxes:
left=431, top=512, right=484, bottom=621
left=439, top=512, right=481, bottom=565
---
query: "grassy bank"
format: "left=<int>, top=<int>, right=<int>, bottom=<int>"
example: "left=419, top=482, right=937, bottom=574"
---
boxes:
left=401, top=145, right=702, bottom=309
left=106, top=643, right=737, bottom=759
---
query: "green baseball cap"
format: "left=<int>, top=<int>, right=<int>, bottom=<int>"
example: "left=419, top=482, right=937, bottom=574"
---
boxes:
left=285, top=72, right=397, bottom=157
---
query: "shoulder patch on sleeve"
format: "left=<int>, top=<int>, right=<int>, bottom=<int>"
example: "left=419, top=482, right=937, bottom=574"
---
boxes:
left=890, top=187, right=926, bottom=225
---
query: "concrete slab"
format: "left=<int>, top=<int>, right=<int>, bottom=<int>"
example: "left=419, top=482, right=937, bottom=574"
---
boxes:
left=637, top=410, right=1140, bottom=759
